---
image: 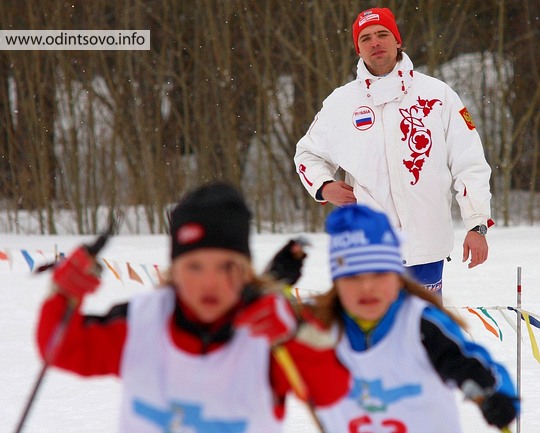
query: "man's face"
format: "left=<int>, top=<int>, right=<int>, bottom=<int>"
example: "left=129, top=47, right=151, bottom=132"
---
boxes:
left=357, top=24, right=401, bottom=76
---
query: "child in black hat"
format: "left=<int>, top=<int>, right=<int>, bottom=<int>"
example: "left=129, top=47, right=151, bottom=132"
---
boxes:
left=35, top=181, right=349, bottom=432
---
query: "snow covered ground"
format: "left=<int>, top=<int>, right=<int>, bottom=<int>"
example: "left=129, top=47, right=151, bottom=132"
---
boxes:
left=1, top=227, right=539, bottom=432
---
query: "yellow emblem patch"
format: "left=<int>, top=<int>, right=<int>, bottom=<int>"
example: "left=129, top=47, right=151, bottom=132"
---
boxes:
left=459, top=107, right=476, bottom=130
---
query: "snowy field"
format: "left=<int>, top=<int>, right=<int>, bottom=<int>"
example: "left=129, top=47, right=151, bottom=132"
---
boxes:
left=1, top=226, right=539, bottom=433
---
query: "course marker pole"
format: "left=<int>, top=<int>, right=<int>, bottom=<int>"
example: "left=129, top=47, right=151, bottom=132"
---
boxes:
left=516, top=267, right=522, bottom=433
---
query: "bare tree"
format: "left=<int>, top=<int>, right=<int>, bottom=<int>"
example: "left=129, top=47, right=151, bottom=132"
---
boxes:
left=0, top=0, right=539, bottom=234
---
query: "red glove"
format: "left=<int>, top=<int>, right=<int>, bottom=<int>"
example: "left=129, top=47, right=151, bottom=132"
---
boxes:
left=52, top=246, right=101, bottom=301
left=234, top=294, right=298, bottom=345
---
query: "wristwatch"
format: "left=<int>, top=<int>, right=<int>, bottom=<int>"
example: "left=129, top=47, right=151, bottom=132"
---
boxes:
left=469, top=224, right=488, bottom=236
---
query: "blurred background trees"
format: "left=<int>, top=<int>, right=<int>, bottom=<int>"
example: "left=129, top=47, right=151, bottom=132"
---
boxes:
left=0, top=0, right=538, bottom=234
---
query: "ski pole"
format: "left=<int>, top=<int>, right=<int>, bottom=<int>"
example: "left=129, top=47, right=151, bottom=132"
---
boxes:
left=13, top=220, right=117, bottom=433
left=12, top=298, right=78, bottom=433
left=241, top=238, right=327, bottom=431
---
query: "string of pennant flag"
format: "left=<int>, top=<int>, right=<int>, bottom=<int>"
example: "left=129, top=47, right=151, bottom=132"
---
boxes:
left=2, top=246, right=540, bottom=363
left=446, top=305, right=540, bottom=364
left=0, top=247, right=168, bottom=287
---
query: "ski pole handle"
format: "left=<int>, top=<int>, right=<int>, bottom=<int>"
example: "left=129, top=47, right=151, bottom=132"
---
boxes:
left=84, top=218, right=117, bottom=256
left=35, top=217, right=117, bottom=274
left=462, top=380, right=516, bottom=433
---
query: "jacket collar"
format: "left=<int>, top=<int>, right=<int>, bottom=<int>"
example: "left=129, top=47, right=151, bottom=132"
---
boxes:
left=173, top=296, right=236, bottom=354
left=356, top=52, right=414, bottom=106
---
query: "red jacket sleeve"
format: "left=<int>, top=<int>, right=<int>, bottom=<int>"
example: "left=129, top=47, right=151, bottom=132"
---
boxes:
left=36, top=293, right=127, bottom=376
left=270, top=339, right=350, bottom=410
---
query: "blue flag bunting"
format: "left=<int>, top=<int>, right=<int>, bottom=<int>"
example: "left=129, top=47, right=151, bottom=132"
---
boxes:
left=507, top=306, right=540, bottom=329
left=20, top=250, right=34, bottom=271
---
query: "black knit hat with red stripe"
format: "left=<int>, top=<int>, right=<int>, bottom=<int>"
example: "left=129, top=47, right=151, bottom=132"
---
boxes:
left=170, top=182, right=252, bottom=260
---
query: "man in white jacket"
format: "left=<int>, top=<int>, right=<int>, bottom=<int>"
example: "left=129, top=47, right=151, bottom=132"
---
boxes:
left=294, top=7, right=492, bottom=294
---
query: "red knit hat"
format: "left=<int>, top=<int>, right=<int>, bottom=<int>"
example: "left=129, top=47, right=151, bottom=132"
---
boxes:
left=352, top=7, right=402, bottom=54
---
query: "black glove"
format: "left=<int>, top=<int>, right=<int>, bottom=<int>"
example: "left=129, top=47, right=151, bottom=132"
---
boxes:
left=265, top=238, right=309, bottom=285
left=480, top=392, right=517, bottom=429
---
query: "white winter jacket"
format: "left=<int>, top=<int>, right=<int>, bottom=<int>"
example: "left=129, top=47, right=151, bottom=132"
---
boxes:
left=294, top=53, right=491, bottom=266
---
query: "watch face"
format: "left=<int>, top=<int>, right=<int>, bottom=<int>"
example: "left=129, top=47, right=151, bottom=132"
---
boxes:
left=473, top=224, right=488, bottom=235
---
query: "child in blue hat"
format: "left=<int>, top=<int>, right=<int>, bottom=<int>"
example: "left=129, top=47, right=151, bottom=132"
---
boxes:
left=309, top=204, right=517, bottom=433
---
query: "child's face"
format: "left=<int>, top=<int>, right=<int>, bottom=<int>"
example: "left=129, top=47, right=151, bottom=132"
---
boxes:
left=336, top=272, right=401, bottom=321
left=171, top=248, right=250, bottom=323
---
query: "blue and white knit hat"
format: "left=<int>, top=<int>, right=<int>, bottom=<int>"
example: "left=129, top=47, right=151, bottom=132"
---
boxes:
left=326, top=204, right=404, bottom=281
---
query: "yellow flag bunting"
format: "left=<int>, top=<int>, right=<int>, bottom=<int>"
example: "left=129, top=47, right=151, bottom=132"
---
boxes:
left=449, top=305, right=540, bottom=364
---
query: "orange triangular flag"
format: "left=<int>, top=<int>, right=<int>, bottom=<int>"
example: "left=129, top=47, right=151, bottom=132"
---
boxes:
left=467, top=308, right=499, bottom=339
left=102, top=258, right=121, bottom=281
left=127, top=263, right=144, bottom=285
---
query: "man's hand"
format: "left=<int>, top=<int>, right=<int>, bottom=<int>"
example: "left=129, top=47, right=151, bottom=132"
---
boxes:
left=320, top=181, right=356, bottom=206
left=462, top=231, right=488, bottom=269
